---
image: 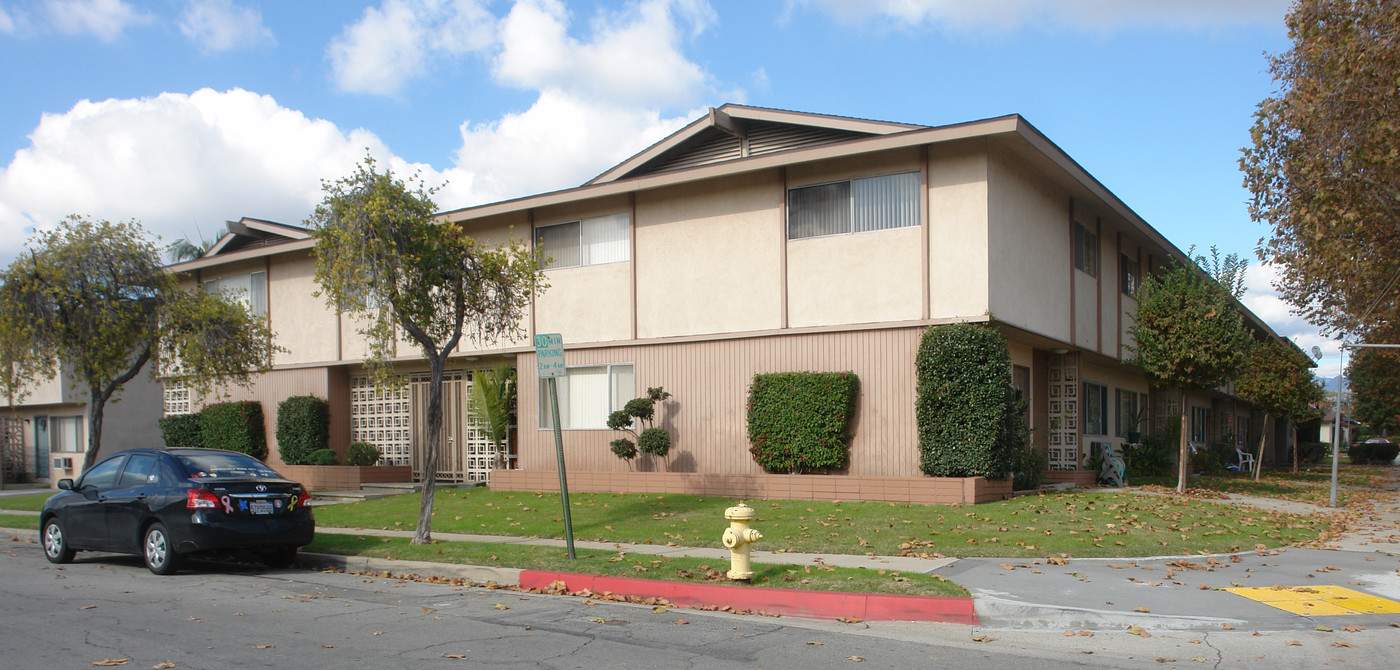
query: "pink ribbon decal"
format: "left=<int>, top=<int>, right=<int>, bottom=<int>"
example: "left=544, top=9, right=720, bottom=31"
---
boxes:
left=220, top=495, right=234, bottom=514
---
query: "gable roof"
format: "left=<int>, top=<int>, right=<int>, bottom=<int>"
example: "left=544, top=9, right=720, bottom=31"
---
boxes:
left=586, top=104, right=923, bottom=185
left=203, top=217, right=310, bottom=257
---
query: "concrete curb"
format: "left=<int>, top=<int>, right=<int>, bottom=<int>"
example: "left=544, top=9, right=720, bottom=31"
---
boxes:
left=296, top=551, right=523, bottom=586
left=519, top=570, right=978, bottom=623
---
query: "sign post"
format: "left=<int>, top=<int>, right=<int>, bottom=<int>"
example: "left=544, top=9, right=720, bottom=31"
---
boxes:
left=534, top=333, right=575, bottom=559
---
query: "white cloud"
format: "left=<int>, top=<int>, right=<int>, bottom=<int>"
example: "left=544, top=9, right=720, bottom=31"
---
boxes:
left=0, top=89, right=431, bottom=261
left=493, top=0, right=714, bottom=107
left=789, top=0, right=1289, bottom=31
left=44, top=0, right=150, bottom=41
left=327, top=0, right=495, bottom=95
left=179, top=0, right=275, bottom=53
left=0, top=7, right=18, bottom=34
left=441, top=90, right=694, bottom=207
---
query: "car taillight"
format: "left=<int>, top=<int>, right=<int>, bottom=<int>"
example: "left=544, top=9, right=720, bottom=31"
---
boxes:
left=294, top=488, right=313, bottom=508
left=187, top=489, right=220, bottom=509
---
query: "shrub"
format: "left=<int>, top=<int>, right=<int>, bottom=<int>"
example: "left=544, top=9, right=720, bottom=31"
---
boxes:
left=607, top=387, right=674, bottom=469
left=275, top=395, right=330, bottom=465
left=1298, top=441, right=1328, bottom=464
left=915, top=323, right=1020, bottom=479
left=747, top=371, right=858, bottom=473
left=1012, top=443, right=1048, bottom=491
left=346, top=441, right=381, bottom=466
left=308, top=448, right=339, bottom=465
left=200, top=401, right=267, bottom=460
left=158, top=413, right=204, bottom=449
left=1123, top=435, right=1175, bottom=478
left=1349, top=440, right=1399, bottom=465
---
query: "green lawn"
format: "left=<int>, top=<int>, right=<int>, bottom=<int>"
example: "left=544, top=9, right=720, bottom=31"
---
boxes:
left=306, top=535, right=968, bottom=598
left=0, top=493, right=54, bottom=512
left=0, top=513, right=38, bottom=531
left=312, top=488, right=1327, bottom=559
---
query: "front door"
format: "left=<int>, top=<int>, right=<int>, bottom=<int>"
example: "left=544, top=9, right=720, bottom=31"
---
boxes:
left=410, top=371, right=465, bottom=483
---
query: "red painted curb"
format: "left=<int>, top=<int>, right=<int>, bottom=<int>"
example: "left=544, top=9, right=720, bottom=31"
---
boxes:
left=518, top=570, right=978, bottom=624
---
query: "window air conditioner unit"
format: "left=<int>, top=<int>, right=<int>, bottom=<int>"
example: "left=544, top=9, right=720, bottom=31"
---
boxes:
left=52, top=457, right=73, bottom=469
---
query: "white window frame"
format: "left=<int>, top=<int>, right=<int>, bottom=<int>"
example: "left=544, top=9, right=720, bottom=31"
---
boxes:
left=786, top=171, right=920, bottom=240
left=202, top=271, right=267, bottom=318
left=536, top=213, right=630, bottom=270
left=50, top=415, right=84, bottom=453
left=538, top=363, right=634, bottom=430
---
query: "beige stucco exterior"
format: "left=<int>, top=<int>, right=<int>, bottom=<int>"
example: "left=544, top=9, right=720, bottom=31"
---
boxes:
left=987, top=150, right=1072, bottom=341
left=927, top=144, right=991, bottom=320
left=786, top=226, right=922, bottom=328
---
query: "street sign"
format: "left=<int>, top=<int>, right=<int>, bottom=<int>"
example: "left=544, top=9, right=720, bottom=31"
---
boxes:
left=534, top=333, right=565, bottom=378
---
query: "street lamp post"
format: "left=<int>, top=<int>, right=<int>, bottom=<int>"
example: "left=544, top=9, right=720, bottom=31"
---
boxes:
left=1330, top=342, right=1400, bottom=508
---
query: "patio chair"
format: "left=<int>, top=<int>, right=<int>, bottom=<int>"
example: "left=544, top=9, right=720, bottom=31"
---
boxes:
left=1235, top=448, right=1256, bottom=473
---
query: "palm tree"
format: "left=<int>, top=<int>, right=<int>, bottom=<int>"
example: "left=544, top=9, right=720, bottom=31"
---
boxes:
left=467, top=363, right=516, bottom=477
left=166, top=225, right=222, bottom=263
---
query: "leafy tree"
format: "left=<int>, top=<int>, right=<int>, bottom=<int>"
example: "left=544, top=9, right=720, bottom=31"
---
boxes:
left=1234, top=338, right=1326, bottom=476
left=1190, top=245, right=1248, bottom=300
left=166, top=224, right=223, bottom=263
left=1241, top=0, right=1400, bottom=340
left=1127, top=263, right=1249, bottom=493
left=466, top=362, right=516, bottom=472
left=0, top=216, right=278, bottom=469
left=307, top=156, right=545, bottom=545
left=1348, top=348, right=1400, bottom=437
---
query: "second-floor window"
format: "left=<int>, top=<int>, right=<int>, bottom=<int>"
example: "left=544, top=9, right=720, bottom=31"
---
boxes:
left=1074, top=222, right=1097, bottom=277
left=787, top=171, right=920, bottom=240
left=202, top=271, right=267, bottom=318
left=1120, top=254, right=1139, bottom=296
left=537, top=213, right=630, bottom=269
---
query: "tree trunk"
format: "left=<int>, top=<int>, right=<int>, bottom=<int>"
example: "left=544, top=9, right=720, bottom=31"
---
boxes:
left=84, top=388, right=106, bottom=471
left=413, top=353, right=446, bottom=545
left=1177, top=389, right=1190, bottom=494
left=1254, top=414, right=1269, bottom=481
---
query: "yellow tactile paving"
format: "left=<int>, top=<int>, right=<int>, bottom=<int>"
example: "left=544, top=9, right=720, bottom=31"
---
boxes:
left=1224, top=585, right=1400, bottom=616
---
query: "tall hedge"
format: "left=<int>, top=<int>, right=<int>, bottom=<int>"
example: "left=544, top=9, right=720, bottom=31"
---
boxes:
left=157, top=413, right=204, bottom=449
left=747, top=371, right=858, bottom=473
left=200, top=400, right=267, bottom=460
left=276, top=395, right=330, bottom=465
left=915, top=323, right=1020, bottom=479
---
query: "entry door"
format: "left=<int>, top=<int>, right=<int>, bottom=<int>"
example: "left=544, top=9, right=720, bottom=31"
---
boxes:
left=410, top=371, right=466, bottom=483
left=34, top=417, right=49, bottom=479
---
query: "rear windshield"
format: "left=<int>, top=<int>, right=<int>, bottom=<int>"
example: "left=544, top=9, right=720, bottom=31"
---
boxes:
left=176, top=451, right=280, bottom=480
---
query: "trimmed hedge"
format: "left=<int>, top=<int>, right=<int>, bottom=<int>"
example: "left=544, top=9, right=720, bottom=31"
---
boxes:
left=747, top=371, right=858, bottom=473
left=200, top=401, right=267, bottom=460
left=915, top=322, right=1020, bottom=479
left=276, top=395, right=330, bottom=465
left=158, top=413, right=204, bottom=449
left=308, top=448, right=339, bottom=465
left=1348, top=440, right=1399, bottom=465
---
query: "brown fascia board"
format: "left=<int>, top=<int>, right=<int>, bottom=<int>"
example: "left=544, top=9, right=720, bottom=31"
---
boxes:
left=237, top=217, right=310, bottom=239
left=164, top=238, right=314, bottom=273
left=441, top=114, right=1023, bottom=222
left=585, top=104, right=925, bottom=186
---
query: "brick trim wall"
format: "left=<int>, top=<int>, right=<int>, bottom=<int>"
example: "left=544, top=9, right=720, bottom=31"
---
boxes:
left=490, top=470, right=1011, bottom=505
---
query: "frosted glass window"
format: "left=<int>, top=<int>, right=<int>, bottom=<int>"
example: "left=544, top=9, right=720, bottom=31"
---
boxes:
left=788, top=172, right=919, bottom=239
left=52, top=415, right=83, bottom=453
left=538, top=214, right=630, bottom=269
left=539, top=363, right=634, bottom=429
left=202, top=272, right=268, bottom=318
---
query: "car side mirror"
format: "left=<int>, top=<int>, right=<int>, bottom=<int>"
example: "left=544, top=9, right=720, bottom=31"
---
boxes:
left=57, top=478, right=74, bottom=491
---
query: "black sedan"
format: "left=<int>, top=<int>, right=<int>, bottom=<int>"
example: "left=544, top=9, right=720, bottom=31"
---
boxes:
left=40, top=448, right=315, bottom=575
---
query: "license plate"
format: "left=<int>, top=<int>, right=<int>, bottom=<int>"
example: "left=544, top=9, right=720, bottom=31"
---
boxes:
left=249, top=500, right=274, bottom=515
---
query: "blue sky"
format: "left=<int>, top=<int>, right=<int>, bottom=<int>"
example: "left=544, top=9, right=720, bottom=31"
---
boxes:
left=0, top=0, right=1338, bottom=373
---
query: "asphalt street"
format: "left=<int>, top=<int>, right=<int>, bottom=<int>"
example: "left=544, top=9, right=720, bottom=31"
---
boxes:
left=5, top=535, right=1399, bottom=670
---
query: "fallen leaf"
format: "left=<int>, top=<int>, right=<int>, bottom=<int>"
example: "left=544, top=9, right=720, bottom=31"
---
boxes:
left=372, top=631, right=385, bottom=636
left=1133, top=607, right=1151, bottom=613
left=79, top=604, right=97, bottom=610
left=322, top=645, right=335, bottom=648
left=1332, top=642, right=1355, bottom=648
left=673, top=619, right=688, bottom=625
left=442, top=653, right=467, bottom=659
left=494, top=604, right=509, bottom=610
left=1127, top=626, right=1150, bottom=637
left=91, top=660, right=129, bottom=667
left=254, top=645, right=274, bottom=649
left=972, top=635, right=997, bottom=643
left=1339, top=625, right=1365, bottom=632
left=1315, top=625, right=1333, bottom=632
left=1286, top=641, right=1302, bottom=647
left=1222, top=624, right=1235, bottom=630
left=1154, top=658, right=1176, bottom=663
left=846, top=657, right=865, bottom=662
left=152, top=663, right=175, bottom=669
left=652, top=605, right=668, bottom=613
left=1190, top=657, right=1208, bottom=662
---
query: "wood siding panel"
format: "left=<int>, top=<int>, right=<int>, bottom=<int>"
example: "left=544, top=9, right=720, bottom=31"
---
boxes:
left=196, top=367, right=331, bottom=468
left=518, top=328, right=924, bottom=478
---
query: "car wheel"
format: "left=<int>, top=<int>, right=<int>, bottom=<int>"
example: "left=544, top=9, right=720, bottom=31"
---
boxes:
left=261, top=546, right=298, bottom=569
left=143, top=523, right=181, bottom=575
left=42, top=519, right=75, bottom=564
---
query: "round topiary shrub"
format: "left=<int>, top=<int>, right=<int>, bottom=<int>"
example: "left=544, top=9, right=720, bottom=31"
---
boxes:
left=276, top=395, right=329, bottom=466
left=638, top=427, right=671, bottom=458
left=346, top=441, right=382, bottom=466
left=610, top=438, right=638, bottom=461
left=308, top=448, right=339, bottom=466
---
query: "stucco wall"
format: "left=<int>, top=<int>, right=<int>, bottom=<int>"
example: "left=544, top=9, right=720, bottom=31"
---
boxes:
left=268, top=251, right=340, bottom=365
left=927, top=144, right=990, bottom=320
left=786, top=226, right=922, bottom=328
left=987, top=150, right=1072, bottom=341
left=634, top=172, right=783, bottom=338
left=535, top=263, right=632, bottom=344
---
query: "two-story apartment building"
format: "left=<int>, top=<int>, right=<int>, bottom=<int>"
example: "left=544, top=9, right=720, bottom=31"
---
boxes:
left=128, top=105, right=1290, bottom=501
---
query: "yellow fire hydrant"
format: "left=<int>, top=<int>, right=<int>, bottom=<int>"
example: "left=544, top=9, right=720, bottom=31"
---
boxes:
left=721, top=502, right=763, bottom=581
